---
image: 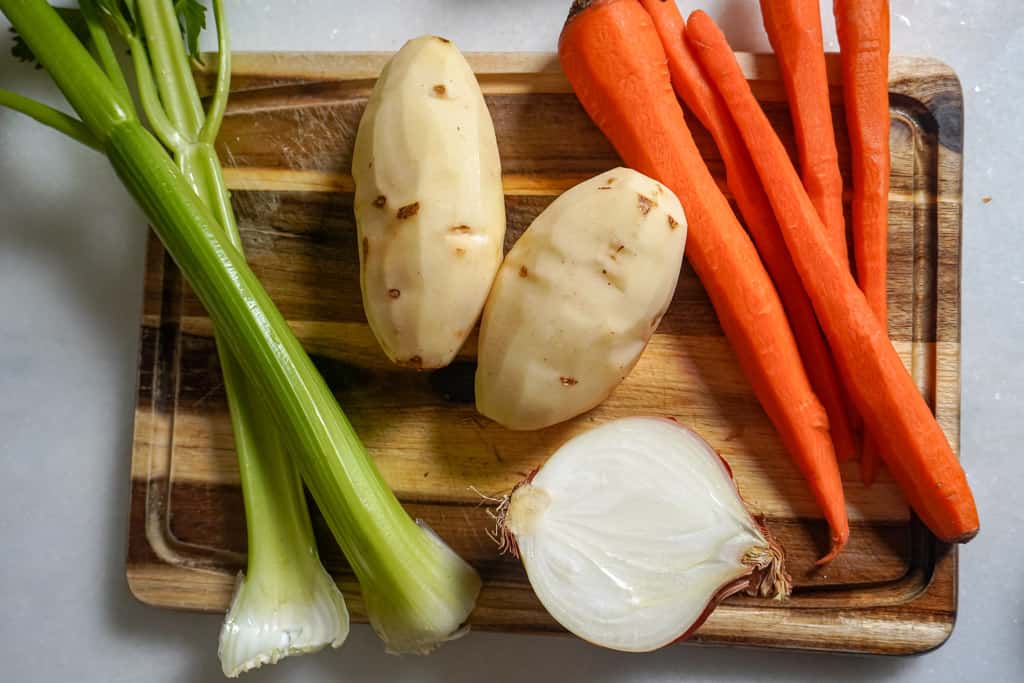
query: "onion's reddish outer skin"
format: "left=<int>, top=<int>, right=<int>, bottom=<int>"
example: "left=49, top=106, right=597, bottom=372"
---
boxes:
left=672, top=576, right=753, bottom=644
left=665, top=425, right=780, bottom=645
left=571, top=576, right=751, bottom=650
left=670, top=515, right=790, bottom=645
left=714, top=451, right=735, bottom=479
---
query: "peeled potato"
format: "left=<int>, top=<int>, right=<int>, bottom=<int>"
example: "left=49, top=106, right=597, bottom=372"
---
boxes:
left=475, top=168, right=687, bottom=430
left=352, top=35, right=506, bottom=369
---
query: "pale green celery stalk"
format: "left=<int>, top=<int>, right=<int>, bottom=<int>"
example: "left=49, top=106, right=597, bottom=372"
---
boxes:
left=134, top=0, right=205, bottom=136
left=215, top=349, right=348, bottom=677
left=77, top=0, right=131, bottom=105
left=1, top=0, right=481, bottom=659
left=126, top=1, right=349, bottom=673
left=0, top=89, right=100, bottom=148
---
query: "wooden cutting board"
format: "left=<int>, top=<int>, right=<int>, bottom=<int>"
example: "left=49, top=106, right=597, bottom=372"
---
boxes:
left=126, top=51, right=964, bottom=655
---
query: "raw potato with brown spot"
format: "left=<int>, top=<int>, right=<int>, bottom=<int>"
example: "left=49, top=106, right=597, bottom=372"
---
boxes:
left=475, top=168, right=687, bottom=430
left=352, top=35, right=506, bottom=368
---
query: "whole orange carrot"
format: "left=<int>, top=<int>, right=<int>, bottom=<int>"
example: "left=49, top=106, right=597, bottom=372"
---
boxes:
left=685, top=9, right=978, bottom=543
left=560, top=0, right=849, bottom=561
left=835, top=0, right=891, bottom=484
left=760, top=0, right=847, bottom=267
left=639, top=0, right=858, bottom=462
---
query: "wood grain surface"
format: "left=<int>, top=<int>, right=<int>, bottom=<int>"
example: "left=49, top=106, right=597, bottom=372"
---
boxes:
left=126, top=52, right=964, bottom=655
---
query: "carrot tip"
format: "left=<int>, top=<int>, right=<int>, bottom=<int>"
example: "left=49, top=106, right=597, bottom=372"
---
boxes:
left=815, top=536, right=847, bottom=567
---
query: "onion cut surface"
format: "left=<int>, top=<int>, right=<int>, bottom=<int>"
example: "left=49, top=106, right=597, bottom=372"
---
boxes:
left=502, top=417, right=790, bottom=652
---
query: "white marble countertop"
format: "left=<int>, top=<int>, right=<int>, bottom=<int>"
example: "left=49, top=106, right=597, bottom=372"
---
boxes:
left=1, top=1, right=1021, bottom=681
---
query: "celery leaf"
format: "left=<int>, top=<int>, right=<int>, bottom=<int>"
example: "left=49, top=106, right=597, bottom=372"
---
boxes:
left=174, top=0, right=206, bottom=62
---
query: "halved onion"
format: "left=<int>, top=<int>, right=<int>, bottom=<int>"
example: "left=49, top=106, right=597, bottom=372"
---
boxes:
left=498, top=416, right=790, bottom=652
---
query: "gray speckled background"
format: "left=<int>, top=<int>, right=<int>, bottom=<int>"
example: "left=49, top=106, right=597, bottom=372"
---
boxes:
left=1, top=1, right=1021, bottom=681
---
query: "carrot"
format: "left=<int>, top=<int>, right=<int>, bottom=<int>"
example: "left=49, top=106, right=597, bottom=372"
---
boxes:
left=760, top=0, right=847, bottom=267
left=835, top=0, right=891, bottom=485
left=685, top=10, right=979, bottom=543
left=638, top=0, right=858, bottom=462
left=560, top=0, right=849, bottom=561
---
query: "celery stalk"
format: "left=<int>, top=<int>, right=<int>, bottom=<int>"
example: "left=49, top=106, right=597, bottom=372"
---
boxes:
left=1, top=0, right=480, bottom=663
left=0, top=88, right=100, bottom=148
left=138, top=1, right=351, bottom=671
left=215, top=356, right=349, bottom=676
